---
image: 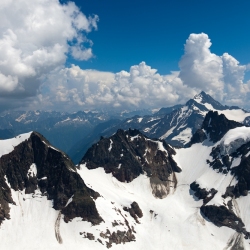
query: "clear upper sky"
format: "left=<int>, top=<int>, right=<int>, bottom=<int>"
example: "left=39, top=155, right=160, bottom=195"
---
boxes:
left=62, top=0, right=250, bottom=75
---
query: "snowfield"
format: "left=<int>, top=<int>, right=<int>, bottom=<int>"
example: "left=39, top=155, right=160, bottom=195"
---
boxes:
left=1, top=128, right=250, bottom=249
left=0, top=132, right=31, bottom=158
left=219, top=126, right=250, bottom=155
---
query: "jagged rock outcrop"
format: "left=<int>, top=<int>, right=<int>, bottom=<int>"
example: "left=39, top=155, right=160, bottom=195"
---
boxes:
left=201, top=205, right=250, bottom=238
left=188, top=119, right=250, bottom=241
left=81, top=129, right=181, bottom=182
left=231, top=142, right=250, bottom=198
left=207, top=137, right=250, bottom=198
left=202, top=111, right=243, bottom=143
left=190, top=111, right=243, bottom=145
left=208, top=145, right=233, bottom=174
left=189, top=129, right=207, bottom=145
left=81, top=129, right=181, bottom=198
left=0, top=132, right=102, bottom=225
left=123, top=201, right=143, bottom=223
left=190, top=182, right=217, bottom=204
left=100, top=228, right=136, bottom=249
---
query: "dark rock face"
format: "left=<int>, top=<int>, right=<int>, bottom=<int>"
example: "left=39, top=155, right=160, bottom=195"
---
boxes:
left=190, top=110, right=243, bottom=146
left=189, top=129, right=207, bottom=145
left=201, top=205, right=249, bottom=238
left=0, top=132, right=102, bottom=225
left=207, top=146, right=231, bottom=174
left=243, top=116, right=250, bottom=126
left=100, top=228, right=136, bottom=249
left=208, top=140, right=250, bottom=198
left=231, top=143, right=250, bottom=198
left=192, top=129, right=250, bottom=238
left=81, top=232, right=95, bottom=240
left=202, top=111, right=243, bottom=143
left=0, top=175, right=15, bottom=223
left=190, top=182, right=217, bottom=204
left=81, top=129, right=181, bottom=184
left=123, top=201, right=143, bottom=223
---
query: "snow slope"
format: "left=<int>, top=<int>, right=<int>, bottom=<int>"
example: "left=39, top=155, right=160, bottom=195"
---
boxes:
left=75, top=166, right=238, bottom=250
left=1, top=127, right=250, bottom=249
left=0, top=132, right=31, bottom=157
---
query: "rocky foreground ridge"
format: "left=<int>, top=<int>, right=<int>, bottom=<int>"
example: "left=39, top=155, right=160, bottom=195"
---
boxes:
left=1, top=111, right=250, bottom=249
left=0, top=132, right=102, bottom=226
left=81, top=129, right=181, bottom=198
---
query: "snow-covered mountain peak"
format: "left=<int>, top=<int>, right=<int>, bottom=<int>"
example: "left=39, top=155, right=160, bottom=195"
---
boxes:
left=193, top=91, right=204, bottom=102
left=81, top=128, right=181, bottom=198
left=2, top=122, right=250, bottom=248
left=193, top=91, right=225, bottom=110
left=0, top=131, right=102, bottom=231
left=96, top=92, right=250, bottom=150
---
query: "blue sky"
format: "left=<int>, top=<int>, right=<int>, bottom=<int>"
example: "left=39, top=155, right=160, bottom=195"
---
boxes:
left=0, top=0, right=250, bottom=112
left=65, top=0, right=250, bottom=75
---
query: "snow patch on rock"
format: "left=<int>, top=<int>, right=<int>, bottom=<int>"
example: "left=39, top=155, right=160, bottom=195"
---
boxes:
left=0, top=132, right=32, bottom=158
left=27, top=164, right=37, bottom=178
left=219, top=127, right=250, bottom=155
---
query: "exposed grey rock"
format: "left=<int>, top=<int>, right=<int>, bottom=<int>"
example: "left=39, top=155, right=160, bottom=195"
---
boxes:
left=123, top=201, right=143, bottom=223
left=0, top=132, right=102, bottom=225
left=190, top=182, right=217, bottom=204
left=202, top=111, right=243, bottom=143
left=201, top=205, right=249, bottom=238
left=189, top=129, right=207, bottom=145
left=81, top=129, right=181, bottom=186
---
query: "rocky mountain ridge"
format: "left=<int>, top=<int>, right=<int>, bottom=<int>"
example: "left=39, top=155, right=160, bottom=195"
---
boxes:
left=81, top=129, right=181, bottom=198
left=1, top=96, right=250, bottom=249
left=0, top=109, right=154, bottom=157
left=0, top=132, right=102, bottom=227
left=70, top=91, right=250, bottom=163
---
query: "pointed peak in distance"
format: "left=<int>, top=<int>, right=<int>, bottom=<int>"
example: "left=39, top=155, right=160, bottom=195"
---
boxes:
left=192, top=91, right=225, bottom=110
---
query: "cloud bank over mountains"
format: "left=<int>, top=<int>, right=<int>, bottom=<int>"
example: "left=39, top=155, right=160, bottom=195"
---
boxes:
left=0, top=0, right=249, bottom=112
left=0, top=0, right=98, bottom=111
left=39, top=33, right=250, bottom=111
left=179, top=33, right=249, bottom=106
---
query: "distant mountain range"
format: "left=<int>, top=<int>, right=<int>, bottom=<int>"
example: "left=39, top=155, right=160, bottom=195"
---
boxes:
left=104, top=91, right=250, bottom=146
left=0, top=91, right=249, bottom=165
left=70, top=91, right=250, bottom=163
left=1, top=109, right=250, bottom=249
left=0, top=109, right=154, bottom=156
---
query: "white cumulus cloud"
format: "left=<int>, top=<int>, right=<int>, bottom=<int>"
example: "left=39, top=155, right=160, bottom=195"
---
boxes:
left=178, top=33, right=250, bottom=107
left=34, top=62, right=195, bottom=112
left=0, top=0, right=98, bottom=111
left=1, top=6, right=250, bottom=116
left=34, top=32, right=250, bottom=112
left=178, top=33, right=224, bottom=101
